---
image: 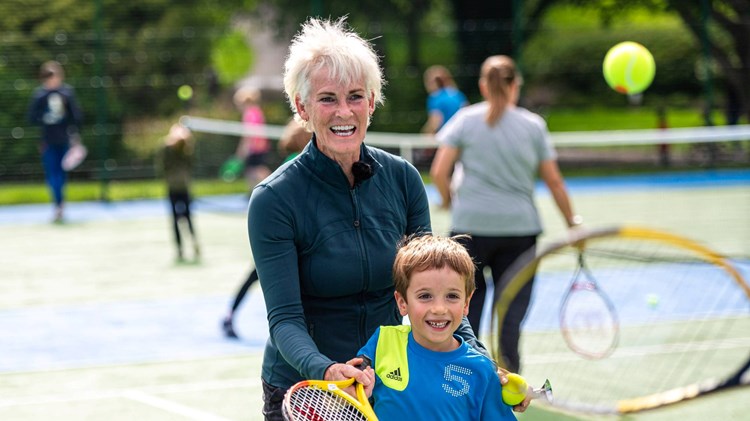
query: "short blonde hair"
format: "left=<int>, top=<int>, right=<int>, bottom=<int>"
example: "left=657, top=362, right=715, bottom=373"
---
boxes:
left=283, top=17, right=384, bottom=130
left=393, top=234, right=475, bottom=300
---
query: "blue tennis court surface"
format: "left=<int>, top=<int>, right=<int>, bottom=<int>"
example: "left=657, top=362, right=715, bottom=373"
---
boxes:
left=1, top=169, right=747, bottom=226
left=545, top=168, right=750, bottom=192
left=0, top=293, right=268, bottom=374
left=522, top=261, right=750, bottom=332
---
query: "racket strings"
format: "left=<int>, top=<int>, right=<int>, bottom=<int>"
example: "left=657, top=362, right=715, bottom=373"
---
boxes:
left=512, top=235, right=750, bottom=413
left=286, top=386, right=368, bottom=421
left=560, top=267, right=618, bottom=358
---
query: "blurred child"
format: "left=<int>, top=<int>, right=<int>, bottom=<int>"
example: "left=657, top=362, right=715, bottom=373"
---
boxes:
left=158, top=124, right=200, bottom=262
left=221, top=119, right=311, bottom=339
left=233, top=86, right=270, bottom=189
left=356, top=234, right=516, bottom=420
left=27, top=60, right=83, bottom=222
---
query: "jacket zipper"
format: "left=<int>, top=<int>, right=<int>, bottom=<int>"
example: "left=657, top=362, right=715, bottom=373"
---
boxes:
left=351, top=187, right=369, bottom=345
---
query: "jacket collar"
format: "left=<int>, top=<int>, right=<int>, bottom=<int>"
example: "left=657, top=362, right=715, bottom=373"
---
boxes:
left=303, top=133, right=382, bottom=189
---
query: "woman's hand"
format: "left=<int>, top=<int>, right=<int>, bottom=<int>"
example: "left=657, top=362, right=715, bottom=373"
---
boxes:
left=326, top=360, right=375, bottom=398
left=345, top=356, right=376, bottom=398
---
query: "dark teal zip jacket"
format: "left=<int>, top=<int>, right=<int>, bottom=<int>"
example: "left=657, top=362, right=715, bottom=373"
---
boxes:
left=248, top=135, right=484, bottom=389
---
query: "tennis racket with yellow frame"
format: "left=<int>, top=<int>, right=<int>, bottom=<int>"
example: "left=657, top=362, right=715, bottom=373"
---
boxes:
left=491, top=225, right=750, bottom=414
left=282, top=376, right=378, bottom=421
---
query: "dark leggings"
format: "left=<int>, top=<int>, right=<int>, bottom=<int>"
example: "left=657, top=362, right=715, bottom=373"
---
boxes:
left=168, top=190, right=195, bottom=252
left=230, top=269, right=259, bottom=312
left=261, top=378, right=286, bottom=421
left=453, top=233, right=537, bottom=373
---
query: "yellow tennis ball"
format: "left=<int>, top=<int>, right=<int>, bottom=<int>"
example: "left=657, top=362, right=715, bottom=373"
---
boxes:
left=502, top=373, right=528, bottom=406
left=603, top=41, right=655, bottom=95
left=177, top=85, right=194, bottom=101
left=646, top=293, right=660, bottom=308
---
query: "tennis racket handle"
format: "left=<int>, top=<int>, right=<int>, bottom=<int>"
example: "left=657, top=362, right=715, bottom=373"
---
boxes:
left=355, top=354, right=372, bottom=371
left=528, top=379, right=554, bottom=402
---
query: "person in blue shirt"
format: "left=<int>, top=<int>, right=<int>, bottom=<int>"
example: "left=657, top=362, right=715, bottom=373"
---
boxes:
left=357, top=234, right=517, bottom=420
left=422, top=65, right=469, bottom=135
left=418, top=65, right=469, bottom=179
left=27, top=60, right=83, bottom=222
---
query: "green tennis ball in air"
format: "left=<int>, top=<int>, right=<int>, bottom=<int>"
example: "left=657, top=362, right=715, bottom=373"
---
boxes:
left=603, top=41, right=655, bottom=95
left=177, top=85, right=194, bottom=101
left=646, top=293, right=660, bottom=308
left=502, top=373, right=528, bottom=406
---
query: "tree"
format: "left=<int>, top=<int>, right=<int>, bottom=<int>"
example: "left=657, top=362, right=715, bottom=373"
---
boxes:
left=550, top=0, right=750, bottom=123
left=257, top=0, right=432, bottom=67
left=669, top=0, right=750, bottom=124
left=0, top=0, right=256, bottom=180
left=448, top=0, right=515, bottom=97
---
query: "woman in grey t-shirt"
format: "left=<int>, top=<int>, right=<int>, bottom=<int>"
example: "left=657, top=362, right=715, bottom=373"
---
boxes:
left=430, top=55, right=581, bottom=373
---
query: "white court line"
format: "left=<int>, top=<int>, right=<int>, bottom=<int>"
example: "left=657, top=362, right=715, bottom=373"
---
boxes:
left=123, top=390, right=234, bottom=421
left=0, top=377, right=260, bottom=408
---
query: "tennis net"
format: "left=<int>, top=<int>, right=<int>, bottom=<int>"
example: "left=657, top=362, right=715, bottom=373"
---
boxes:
left=180, top=115, right=750, bottom=171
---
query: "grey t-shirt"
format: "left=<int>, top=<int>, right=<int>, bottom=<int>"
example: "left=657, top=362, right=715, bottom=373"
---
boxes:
left=436, top=102, right=556, bottom=236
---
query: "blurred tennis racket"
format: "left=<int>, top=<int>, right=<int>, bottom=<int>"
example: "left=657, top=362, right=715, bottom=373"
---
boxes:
left=491, top=225, right=750, bottom=414
left=62, top=135, right=87, bottom=171
left=559, top=251, right=619, bottom=359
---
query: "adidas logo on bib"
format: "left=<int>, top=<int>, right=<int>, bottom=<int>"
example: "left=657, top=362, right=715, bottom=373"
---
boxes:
left=386, top=367, right=402, bottom=382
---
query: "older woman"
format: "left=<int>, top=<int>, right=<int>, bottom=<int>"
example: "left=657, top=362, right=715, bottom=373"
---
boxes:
left=247, top=17, right=487, bottom=419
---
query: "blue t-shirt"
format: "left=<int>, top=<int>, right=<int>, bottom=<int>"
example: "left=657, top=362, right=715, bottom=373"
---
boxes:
left=358, top=326, right=516, bottom=420
left=427, top=87, right=468, bottom=130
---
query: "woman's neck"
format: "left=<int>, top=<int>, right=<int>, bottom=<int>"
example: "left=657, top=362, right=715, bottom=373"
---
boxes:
left=319, top=146, right=360, bottom=186
left=335, top=156, right=358, bottom=186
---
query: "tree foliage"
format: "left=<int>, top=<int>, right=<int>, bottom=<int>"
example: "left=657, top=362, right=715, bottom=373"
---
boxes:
left=1, top=0, right=255, bottom=124
left=0, top=0, right=256, bottom=177
left=554, top=0, right=750, bottom=122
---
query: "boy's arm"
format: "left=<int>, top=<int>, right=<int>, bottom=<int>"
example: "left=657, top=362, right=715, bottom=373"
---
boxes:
left=457, top=318, right=532, bottom=412
left=481, top=368, right=518, bottom=420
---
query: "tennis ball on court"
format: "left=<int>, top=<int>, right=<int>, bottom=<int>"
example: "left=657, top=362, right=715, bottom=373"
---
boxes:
left=646, top=293, right=660, bottom=308
left=177, top=85, right=194, bottom=101
left=603, top=41, right=655, bottom=95
left=502, top=373, right=528, bottom=406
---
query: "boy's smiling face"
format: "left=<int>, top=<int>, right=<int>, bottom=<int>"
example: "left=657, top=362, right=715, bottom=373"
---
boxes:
left=395, top=266, right=472, bottom=352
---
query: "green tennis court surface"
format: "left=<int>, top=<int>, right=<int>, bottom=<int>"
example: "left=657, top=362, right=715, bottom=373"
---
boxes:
left=1, top=170, right=748, bottom=420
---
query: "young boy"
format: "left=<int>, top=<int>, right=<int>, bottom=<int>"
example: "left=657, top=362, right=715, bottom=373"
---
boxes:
left=357, top=234, right=516, bottom=420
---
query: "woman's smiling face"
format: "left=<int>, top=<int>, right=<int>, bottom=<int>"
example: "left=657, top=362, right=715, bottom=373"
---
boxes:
left=295, top=66, right=374, bottom=160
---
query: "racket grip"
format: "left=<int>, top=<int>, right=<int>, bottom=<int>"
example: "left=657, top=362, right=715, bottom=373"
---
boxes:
left=355, top=354, right=372, bottom=371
